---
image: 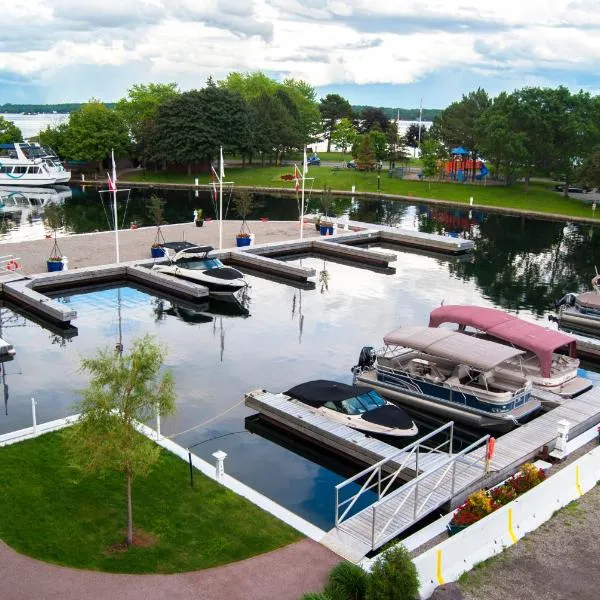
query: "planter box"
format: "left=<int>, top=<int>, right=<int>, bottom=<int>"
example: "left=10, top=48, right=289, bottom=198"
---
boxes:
left=447, top=523, right=468, bottom=536
left=47, top=260, right=64, bottom=272
left=236, top=236, right=251, bottom=247
left=151, top=246, right=166, bottom=258
left=320, top=225, right=334, bottom=236
left=195, top=219, right=204, bottom=227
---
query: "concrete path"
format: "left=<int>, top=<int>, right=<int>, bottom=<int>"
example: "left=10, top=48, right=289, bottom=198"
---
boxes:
left=0, top=538, right=340, bottom=600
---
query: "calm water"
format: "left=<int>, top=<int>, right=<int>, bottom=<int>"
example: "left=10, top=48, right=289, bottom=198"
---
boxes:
left=1, top=189, right=600, bottom=528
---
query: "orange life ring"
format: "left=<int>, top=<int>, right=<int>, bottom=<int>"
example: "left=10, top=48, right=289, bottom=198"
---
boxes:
left=6, top=260, right=19, bottom=271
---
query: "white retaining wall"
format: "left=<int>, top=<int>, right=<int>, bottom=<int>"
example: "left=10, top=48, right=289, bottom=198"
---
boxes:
left=412, top=444, right=600, bottom=598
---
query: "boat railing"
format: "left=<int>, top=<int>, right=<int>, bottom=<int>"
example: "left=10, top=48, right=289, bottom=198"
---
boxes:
left=335, top=421, right=455, bottom=527
left=366, top=433, right=490, bottom=550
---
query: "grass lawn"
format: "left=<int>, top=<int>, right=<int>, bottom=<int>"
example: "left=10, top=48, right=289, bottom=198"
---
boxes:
left=124, top=166, right=600, bottom=221
left=0, top=431, right=302, bottom=573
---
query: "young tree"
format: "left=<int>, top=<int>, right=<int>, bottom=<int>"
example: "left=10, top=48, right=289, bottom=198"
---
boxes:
left=368, top=128, right=388, bottom=163
left=67, top=335, right=175, bottom=547
left=319, top=94, right=354, bottom=152
left=421, top=139, right=444, bottom=189
left=331, top=117, right=357, bottom=153
left=0, top=116, right=22, bottom=144
left=353, top=134, right=376, bottom=169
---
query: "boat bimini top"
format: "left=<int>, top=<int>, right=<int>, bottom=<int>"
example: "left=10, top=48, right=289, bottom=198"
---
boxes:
left=383, top=326, right=525, bottom=371
left=161, top=242, right=214, bottom=261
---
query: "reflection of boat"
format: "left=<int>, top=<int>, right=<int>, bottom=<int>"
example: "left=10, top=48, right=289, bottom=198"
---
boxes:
left=0, top=143, right=59, bottom=186
left=353, top=326, right=541, bottom=431
left=555, top=276, right=600, bottom=336
left=269, top=380, right=418, bottom=438
left=152, top=243, right=247, bottom=298
left=153, top=296, right=250, bottom=324
left=429, top=305, right=592, bottom=401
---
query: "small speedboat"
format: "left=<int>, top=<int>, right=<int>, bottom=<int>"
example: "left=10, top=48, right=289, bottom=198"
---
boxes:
left=555, top=275, right=600, bottom=336
left=152, top=243, right=247, bottom=298
left=285, top=379, right=418, bottom=438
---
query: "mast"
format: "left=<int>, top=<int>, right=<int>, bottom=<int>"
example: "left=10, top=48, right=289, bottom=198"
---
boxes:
left=417, top=99, right=423, bottom=153
left=111, top=149, right=120, bottom=263
left=219, top=146, right=224, bottom=250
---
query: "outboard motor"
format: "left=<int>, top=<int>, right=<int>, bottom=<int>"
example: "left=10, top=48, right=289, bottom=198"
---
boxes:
left=352, top=346, right=376, bottom=380
left=555, top=293, right=576, bottom=309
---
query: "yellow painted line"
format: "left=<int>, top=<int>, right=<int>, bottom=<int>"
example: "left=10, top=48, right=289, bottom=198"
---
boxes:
left=436, top=549, right=445, bottom=585
left=508, top=508, right=517, bottom=544
left=576, top=465, right=583, bottom=497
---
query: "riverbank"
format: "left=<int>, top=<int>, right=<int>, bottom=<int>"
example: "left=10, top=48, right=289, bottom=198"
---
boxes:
left=116, top=167, right=600, bottom=224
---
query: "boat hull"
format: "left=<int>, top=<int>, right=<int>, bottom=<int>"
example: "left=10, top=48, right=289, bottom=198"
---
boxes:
left=152, top=264, right=246, bottom=294
left=356, top=370, right=540, bottom=432
left=0, top=175, right=57, bottom=186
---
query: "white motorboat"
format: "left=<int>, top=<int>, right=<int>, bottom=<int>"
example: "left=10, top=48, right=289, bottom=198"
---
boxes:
left=0, top=143, right=57, bottom=186
left=353, top=326, right=541, bottom=431
left=429, top=305, right=591, bottom=401
left=152, top=243, right=247, bottom=297
left=21, top=143, right=71, bottom=184
left=284, top=379, right=418, bottom=438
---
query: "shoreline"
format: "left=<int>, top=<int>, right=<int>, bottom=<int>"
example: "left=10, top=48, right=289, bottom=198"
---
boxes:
left=92, top=179, right=600, bottom=226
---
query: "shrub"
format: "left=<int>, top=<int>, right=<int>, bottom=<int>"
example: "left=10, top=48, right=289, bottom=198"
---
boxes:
left=489, top=483, right=517, bottom=508
left=327, top=562, right=368, bottom=600
left=509, top=463, right=546, bottom=494
left=366, top=545, right=419, bottom=600
left=301, top=594, right=331, bottom=600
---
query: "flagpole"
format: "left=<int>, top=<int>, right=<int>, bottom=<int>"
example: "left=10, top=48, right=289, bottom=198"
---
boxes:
left=300, top=146, right=307, bottom=240
left=219, top=146, right=223, bottom=250
left=112, top=149, right=119, bottom=263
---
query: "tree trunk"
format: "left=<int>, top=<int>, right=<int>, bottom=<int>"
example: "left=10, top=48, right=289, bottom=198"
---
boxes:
left=187, top=163, right=192, bottom=176
left=327, top=133, right=331, bottom=153
left=126, top=472, right=133, bottom=546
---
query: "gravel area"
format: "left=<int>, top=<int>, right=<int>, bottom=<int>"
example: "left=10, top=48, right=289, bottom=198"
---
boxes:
left=0, top=219, right=322, bottom=275
left=458, top=441, right=600, bottom=600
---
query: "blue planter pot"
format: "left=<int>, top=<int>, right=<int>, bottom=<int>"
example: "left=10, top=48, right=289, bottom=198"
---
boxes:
left=151, top=246, right=166, bottom=258
left=447, top=523, right=469, bottom=536
left=47, top=260, right=64, bottom=272
left=320, top=225, right=334, bottom=236
left=236, top=236, right=251, bottom=247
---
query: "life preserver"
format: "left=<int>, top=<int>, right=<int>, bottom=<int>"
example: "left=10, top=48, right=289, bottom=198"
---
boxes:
left=6, top=260, right=19, bottom=271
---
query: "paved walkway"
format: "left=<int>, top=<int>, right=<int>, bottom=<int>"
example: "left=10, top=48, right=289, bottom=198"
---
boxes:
left=0, top=538, right=340, bottom=600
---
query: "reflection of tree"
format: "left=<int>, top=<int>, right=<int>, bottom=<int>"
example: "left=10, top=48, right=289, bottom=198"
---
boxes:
left=349, top=198, right=409, bottom=227
left=319, top=260, right=330, bottom=294
left=448, top=214, right=600, bottom=315
left=49, top=333, right=72, bottom=348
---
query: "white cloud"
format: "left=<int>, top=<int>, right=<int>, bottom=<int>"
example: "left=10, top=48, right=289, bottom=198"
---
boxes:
left=3, top=0, right=600, bottom=99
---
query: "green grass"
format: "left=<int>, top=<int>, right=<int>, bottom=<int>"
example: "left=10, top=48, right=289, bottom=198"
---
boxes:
left=124, top=166, right=600, bottom=221
left=0, top=431, right=302, bottom=573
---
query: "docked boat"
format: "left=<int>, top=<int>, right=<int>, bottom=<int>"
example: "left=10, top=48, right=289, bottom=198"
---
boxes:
left=20, top=143, right=71, bottom=184
left=353, top=326, right=541, bottom=431
left=152, top=243, right=247, bottom=297
left=555, top=276, right=600, bottom=336
left=284, top=379, right=418, bottom=438
left=0, top=143, right=60, bottom=186
left=429, top=305, right=591, bottom=401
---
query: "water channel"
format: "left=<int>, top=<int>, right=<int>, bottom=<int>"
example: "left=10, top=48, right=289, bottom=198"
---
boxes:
left=1, top=185, right=599, bottom=529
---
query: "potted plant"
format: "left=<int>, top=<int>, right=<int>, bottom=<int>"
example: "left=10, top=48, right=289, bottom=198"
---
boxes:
left=233, top=191, right=253, bottom=247
left=314, top=215, right=321, bottom=231
left=319, top=187, right=334, bottom=235
left=149, top=195, right=166, bottom=258
left=43, top=203, right=66, bottom=272
left=194, top=208, right=204, bottom=227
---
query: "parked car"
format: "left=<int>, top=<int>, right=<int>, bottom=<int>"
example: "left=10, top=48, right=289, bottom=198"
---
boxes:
left=307, top=155, right=320, bottom=166
left=347, top=160, right=357, bottom=169
left=554, top=184, right=589, bottom=193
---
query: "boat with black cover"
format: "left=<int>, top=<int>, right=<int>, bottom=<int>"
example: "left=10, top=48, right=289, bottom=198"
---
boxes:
left=284, top=379, right=418, bottom=438
left=152, top=242, right=247, bottom=297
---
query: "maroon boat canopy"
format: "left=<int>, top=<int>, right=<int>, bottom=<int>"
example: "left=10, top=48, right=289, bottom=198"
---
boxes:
left=429, top=305, right=577, bottom=378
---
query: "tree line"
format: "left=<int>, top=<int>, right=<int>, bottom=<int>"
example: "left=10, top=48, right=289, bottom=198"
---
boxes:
left=422, top=87, right=600, bottom=194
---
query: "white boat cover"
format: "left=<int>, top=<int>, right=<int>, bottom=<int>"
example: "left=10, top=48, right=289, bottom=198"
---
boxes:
left=383, top=326, right=525, bottom=371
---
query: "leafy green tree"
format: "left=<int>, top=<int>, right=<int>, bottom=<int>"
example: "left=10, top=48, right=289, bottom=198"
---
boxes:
left=0, top=116, right=22, bottom=144
left=67, top=335, right=175, bottom=547
left=368, top=128, right=388, bottom=162
left=66, top=100, right=130, bottom=170
left=578, top=149, right=600, bottom=190
left=39, top=122, right=70, bottom=158
left=404, top=123, right=426, bottom=149
left=359, top=107, right=390, bottom=134
left=115, top=83, right=179, bottom=164
left=320, top=94, right=354, bottom=152
left=353, top=134, right=376, bottom=169
left=421, top=139, right=444, bottom=188
left=365, top=545, right=419, bottom=600
left=282, top=78, right=321, bottom=145
left=331, top=118, right=357, bottom=153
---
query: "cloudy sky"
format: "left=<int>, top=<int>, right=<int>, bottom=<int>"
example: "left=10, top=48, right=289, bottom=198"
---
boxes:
left=3, top=0, right=599, bottom=108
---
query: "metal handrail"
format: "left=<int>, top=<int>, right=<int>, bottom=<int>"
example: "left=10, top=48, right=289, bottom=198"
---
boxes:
left=335, top=421, right=455, bottom=526
left=368, top=434, right=490, bottom=549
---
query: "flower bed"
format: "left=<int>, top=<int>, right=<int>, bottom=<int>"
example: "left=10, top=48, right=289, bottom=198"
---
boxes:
left=449, top=463, right=546, bottom=533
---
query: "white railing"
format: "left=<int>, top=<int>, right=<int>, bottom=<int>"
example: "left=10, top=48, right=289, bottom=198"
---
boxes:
left=368, top=434, right=490, bottom=550
left=335, top=422, right=455, bottom=528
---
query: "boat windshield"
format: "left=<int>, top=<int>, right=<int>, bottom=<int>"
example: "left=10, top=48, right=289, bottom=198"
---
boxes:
left=177, top=258, right=222, bottom=270
left=329, top=391, right=386, bottom=415
left=356, top=390, right=386, bottom=410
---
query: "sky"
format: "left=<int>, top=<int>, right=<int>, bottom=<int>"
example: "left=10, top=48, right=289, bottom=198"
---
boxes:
left=2, top=0, right=600, bottom=108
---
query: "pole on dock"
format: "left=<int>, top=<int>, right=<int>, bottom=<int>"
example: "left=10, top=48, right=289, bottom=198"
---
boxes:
left=300, top=147, right=307, bottom=240
left=188, top=451, right=194, bottom=488
left=213, top=450, right=227, bottom=482
left=156, top=404, right=161, bottom=441
left=31, top=397, right=37, bottom=435
left=219, top=146, right=224, bottom=251
left=110, top=149, right=120, bottom=264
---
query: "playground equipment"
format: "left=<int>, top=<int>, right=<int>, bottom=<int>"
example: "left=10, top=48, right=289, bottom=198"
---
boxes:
left=444, top=147, right=488, bottom=182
